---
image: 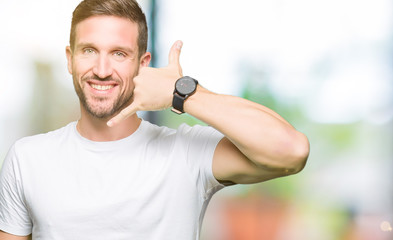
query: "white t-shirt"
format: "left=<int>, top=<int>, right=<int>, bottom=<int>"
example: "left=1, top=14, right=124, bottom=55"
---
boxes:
left=0, top=120, right=224, bottom=240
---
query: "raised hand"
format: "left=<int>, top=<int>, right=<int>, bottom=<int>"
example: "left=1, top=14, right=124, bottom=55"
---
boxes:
left=107, top=40, right=184, bottom=127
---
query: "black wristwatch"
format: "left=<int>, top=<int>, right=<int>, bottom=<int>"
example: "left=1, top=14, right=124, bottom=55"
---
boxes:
left=171, top=76, right=198, bottom=114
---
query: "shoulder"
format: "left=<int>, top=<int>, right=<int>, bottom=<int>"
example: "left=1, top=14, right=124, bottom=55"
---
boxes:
left=13, top=122, right=76, bottom=154
left=140, top=120, right=176, bottom=140
left=142, top=120, right=222, bottom=140
left=176, top=123, right=223, bottom=141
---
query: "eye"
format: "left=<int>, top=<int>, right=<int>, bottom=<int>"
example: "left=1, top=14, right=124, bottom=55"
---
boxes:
left=83, top=48, right=96, bottom=55
left=113, top=51, right=126, bottom=60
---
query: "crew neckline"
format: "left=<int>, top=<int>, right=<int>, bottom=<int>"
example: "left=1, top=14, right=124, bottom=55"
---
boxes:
left=71, top=120, right=146, bottom=151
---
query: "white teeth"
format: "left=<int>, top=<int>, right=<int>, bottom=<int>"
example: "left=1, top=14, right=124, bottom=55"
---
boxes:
left=91, top=84, right=114, bottom=91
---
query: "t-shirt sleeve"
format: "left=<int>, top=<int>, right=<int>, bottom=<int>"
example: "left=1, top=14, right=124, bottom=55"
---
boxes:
left=177, top=124, right=225, bottom=198
left=0, top=144, right=32, bottom=236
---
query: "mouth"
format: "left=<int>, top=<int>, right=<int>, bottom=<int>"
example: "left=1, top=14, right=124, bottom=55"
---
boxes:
left=90, top=83, right=115, bottom=91
left=86, top=80, right=119, bottom=93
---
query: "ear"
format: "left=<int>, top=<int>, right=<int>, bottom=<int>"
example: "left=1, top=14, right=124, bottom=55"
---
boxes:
left=65, top=46, right=73, bottom=74
left=139, top=52, right=151, bottom=67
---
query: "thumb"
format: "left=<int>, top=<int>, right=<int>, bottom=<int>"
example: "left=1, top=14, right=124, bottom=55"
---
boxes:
left=168, top=40, right=183, bottom=67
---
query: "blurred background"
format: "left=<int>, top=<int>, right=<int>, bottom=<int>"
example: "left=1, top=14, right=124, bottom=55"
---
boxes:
left=1, top=0, right=392, bottom=239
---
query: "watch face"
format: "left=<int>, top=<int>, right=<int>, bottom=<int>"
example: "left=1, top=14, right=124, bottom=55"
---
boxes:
left=176, top=76, right=197, bottom=95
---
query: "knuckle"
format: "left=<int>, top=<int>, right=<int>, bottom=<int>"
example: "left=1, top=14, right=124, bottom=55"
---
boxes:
left=138, top=67, right=148, bottom=75
left=133, top=76, right=141, bottom=84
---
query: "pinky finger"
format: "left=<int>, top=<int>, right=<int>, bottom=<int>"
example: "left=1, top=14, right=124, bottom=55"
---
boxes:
left=107, top=105, right=137, bottom=127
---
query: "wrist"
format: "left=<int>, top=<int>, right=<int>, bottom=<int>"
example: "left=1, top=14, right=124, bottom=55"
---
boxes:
left=171, top=76, right=198, bottom=114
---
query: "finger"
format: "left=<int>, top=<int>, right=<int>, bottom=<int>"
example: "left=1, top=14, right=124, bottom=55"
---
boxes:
left=107, top=104, right=138, bottom=127
left=168, top=40, right=183, bottom=67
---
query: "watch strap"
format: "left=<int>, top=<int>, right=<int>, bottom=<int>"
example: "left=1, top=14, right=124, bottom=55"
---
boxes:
left=172, top=93, right=185, bottom=114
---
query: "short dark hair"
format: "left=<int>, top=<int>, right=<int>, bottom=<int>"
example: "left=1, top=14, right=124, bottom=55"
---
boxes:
left=70, top=0, right=148, bottom=57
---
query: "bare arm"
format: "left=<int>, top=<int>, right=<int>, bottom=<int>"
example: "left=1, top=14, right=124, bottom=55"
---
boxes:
left=185, top=86, right=309, bottom=184
left=108, top=40, right=309, bottom=184
left=0, top=231, right=31, bottom=240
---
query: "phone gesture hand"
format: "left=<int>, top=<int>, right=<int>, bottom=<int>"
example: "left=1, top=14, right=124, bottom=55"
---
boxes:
left=107, top=40, right=183, bottom=127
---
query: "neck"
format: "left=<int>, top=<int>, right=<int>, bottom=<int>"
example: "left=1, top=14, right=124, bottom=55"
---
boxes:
left=77, top=108, right=141, bottom=142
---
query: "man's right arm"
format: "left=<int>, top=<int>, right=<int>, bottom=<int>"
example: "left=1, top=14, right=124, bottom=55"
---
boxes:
left=0, top=145, right=32, bottom=240
left=0, top=231, right=31, bottom=240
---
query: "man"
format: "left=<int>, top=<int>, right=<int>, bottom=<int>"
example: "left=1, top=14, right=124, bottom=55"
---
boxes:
left=0, top=0, right=309, bottom=239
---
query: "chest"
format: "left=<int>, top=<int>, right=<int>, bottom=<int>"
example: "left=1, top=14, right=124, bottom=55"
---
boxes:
left=21, top=146, right=200, bottom=236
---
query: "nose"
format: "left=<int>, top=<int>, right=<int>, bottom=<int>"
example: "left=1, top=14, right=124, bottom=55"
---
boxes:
left=92, top=54, right=113, bottom=79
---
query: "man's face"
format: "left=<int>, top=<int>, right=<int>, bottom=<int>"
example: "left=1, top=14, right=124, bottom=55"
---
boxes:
left=66, top=16, right=150, bottom=119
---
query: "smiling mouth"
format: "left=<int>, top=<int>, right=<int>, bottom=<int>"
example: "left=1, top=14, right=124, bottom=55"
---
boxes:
left=90, top=83, right=115, bottom=91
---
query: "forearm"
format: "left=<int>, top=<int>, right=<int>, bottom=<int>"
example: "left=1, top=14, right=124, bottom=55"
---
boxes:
left=184, top=85, right=309, bottom=171
left=0, top=231, right=31, bottom=240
